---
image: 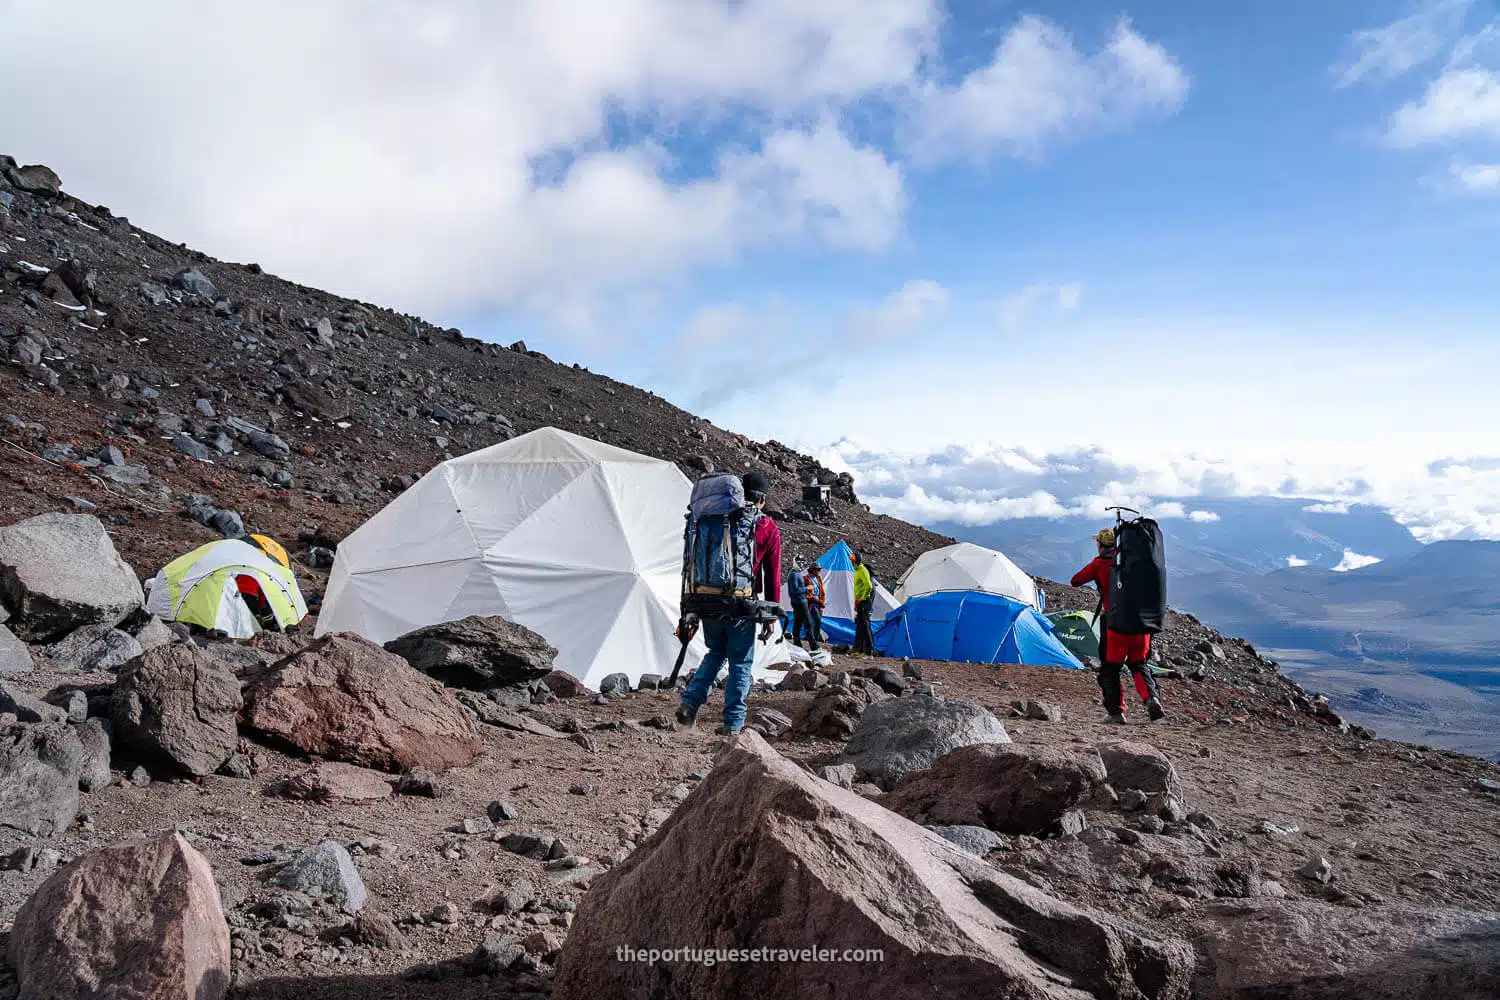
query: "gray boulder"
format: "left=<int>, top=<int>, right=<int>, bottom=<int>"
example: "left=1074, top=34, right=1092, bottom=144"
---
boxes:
left=0, top=624, right=33, bottom=675
left=841, top=694, right=1011, bottom=790
left=171, top=434, right=215, bottom=463
left=930, top=824, right=1007, bottom=856
left=275, top=840, right=367, bottom=911
left=0, top=513, right=145, bottom=642
left=44, top=623, right=143, bottom=672
left=131, top=616, right=174, bottom=652
left=0, top=680, right=68, bottom=723
left=111, top=644, right=242, bottom=776
left=171, top=266, right=216, bottom=298
left=1098, top=740, right=1184, bottom=802
left=1, top=721, right=85, bottom=836
left=599, top=672, right=630, bottom=696
left=384, top=615, right=556, bottom=690
left=75, top=717, right=112, bottom=792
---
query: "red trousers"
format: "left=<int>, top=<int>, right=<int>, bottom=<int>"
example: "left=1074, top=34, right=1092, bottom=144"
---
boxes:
left=1100, top=629, right=1156, bottom=713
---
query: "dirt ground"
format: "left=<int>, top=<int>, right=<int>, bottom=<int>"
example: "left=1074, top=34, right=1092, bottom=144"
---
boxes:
left=4, top=650, right=1498, bottom=999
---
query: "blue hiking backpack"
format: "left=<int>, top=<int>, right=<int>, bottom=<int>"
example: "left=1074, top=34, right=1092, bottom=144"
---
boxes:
left=681, top=473, right=761, bottom=618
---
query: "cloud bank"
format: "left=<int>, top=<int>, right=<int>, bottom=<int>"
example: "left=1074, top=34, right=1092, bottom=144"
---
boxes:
left=0, top=2, right=1185, bottom=328
left=823, top=440, right=1500, bottom=542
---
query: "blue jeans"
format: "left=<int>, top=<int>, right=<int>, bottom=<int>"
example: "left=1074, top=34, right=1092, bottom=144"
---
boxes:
left=680, top=617, right=756, bottom=731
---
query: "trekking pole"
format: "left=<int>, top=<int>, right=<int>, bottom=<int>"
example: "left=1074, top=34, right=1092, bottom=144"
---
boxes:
left=666, top=613, right=700, bottom=688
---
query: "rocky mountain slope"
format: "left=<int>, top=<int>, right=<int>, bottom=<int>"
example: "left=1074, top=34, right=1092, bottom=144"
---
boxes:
left=4, top=157, right=1500, bottom=1000
left=0, top=154, right=944, bottom=594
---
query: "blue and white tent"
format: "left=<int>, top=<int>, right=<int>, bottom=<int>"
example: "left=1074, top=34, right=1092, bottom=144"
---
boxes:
left=783, top=540, right=899, bottom=644
left=873, top=590, right=1082, bottom=670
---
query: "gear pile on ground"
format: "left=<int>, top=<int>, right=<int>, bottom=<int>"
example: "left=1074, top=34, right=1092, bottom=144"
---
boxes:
left=3, top=158, right=1499, bottom=1000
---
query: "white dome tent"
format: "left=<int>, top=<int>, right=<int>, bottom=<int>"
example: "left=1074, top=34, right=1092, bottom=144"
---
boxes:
left=317, top=427, right=788, bottom=689
left=895, top=541, right=1041, bottom=610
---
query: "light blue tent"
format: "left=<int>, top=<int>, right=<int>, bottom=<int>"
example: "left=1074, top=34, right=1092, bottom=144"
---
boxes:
left=782, top=540, right=898, bottom=644
left=872, top=590, right=1083, bottom=669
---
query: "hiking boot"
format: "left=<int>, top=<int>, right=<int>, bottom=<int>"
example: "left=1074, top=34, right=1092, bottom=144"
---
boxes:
left=1147, top=698, right=1166, bottom=721
left=715, top=724, right=743, bottom=737
left=1106, top=713, right=1128, bottom=725
left=675, top=704, right=699, bottom=729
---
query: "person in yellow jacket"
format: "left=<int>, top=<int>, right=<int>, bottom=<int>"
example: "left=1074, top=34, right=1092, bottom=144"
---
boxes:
left=852, top=551, right=875, bottom=656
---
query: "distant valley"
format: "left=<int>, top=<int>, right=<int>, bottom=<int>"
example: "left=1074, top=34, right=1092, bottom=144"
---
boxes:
left=927, top=498, right=1500, bottom=759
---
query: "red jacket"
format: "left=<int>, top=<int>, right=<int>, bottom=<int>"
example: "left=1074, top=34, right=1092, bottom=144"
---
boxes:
left=805, top=572, right=825, bottom=608
left=1070, top=553, right=1113, bottom=610
left=752, top=516, right=782, bottom=604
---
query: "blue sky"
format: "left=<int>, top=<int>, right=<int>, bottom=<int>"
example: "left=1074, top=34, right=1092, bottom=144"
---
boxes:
left=4, top=0, right=1498, bottom=538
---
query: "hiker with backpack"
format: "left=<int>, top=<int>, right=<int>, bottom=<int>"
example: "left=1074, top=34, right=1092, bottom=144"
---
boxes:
left=676, top=472, right=783, bottom=736
left=1072, top=518, right=1167, bottom=724
left=851, top=551, right=875, bottom=656
left=787, top=555, right=811, bottom=648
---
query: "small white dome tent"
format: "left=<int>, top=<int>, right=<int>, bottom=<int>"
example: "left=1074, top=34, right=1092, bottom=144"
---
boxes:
left=317, top=427, right=788, bottom=689
left=895, top=541, right=1040, bottom=610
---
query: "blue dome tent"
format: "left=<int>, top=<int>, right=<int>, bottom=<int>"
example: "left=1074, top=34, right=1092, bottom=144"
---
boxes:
left=872, top=590, right=1083, bottom=669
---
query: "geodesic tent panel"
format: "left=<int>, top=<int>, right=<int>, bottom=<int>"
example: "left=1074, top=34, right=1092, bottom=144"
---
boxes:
left=318, top=427, right=788, bottom=688
left=895, top=541, right=1040, bottom=610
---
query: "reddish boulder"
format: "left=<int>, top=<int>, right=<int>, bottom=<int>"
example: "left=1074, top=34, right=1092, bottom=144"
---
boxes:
left=242, top=633, right=482, bottom=773
left=884, top=744, right=1108, bottom=836
left=541, top=669, right=590, bottom=698
left=8, top=831, right=230, bottom=999
left=272, top=762, right=393, bottom=803
left=553, top=730, right=1191, bottom=1000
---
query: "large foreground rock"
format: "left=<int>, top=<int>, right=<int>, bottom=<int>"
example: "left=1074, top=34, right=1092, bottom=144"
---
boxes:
left=243, top=633, right=483, bottom=773
left=1193, top=899, right=1500, bottom=999
left=112, top=644, right=242, bottom=776
left=885, top=744, right=1108, bottom=836
left=554, top=730, right=1191, bottom=1000
left=8, top=831, right=231, bottom=1000
left=384, top=615, right=557, bottom=689
left=841, top=694, right=1011, bottom=789
left=0, top=721, right=84, bottom=836
left=0, top=513, right=145, bottom=642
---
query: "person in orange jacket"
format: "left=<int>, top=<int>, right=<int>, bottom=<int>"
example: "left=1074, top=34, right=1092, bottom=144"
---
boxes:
left=804, top=563, right=826, bottom=653
left=1072, top=527, right=1164, bottom=724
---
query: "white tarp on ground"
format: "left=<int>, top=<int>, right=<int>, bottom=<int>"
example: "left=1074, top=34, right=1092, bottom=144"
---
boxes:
left=317, top=427, right=788, bottom=689
left=894, top=541, right=1040, bottom=610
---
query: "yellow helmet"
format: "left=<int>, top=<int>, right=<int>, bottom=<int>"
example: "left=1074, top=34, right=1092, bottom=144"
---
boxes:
left=249, top=534, right=290, bottom=569
left=1094, top=527, right=1116, bottom=548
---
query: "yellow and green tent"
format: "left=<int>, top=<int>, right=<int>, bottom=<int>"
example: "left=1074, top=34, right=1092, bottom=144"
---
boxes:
left=144, top=538, right=307, bottom=638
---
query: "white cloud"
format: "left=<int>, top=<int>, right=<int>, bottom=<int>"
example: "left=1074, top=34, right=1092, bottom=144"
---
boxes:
left=1333, top=0, right=1474, bottom=87
left=906, top=16, right=1187, bottom=164
left=1386, top=66, right=1500, bottom=145
left=822, top=439, right=1500, bottom=542
left=850, top=279, right=949, bottom=341
left=1333, top=549, right=1383, bottom=572
left=0, top=2, right=1183, bottom=330
left=998, top=280, right=1084, bottom=330
left=1189, top=510, right=1220, bottom=522
left=1450, top=159, right=1500, bottom=189
left=1286, top=555, right=1310, bottom=568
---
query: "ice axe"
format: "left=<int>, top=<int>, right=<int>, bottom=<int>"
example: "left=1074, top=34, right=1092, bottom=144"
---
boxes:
left=666, top=613, right=700, bottom=688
